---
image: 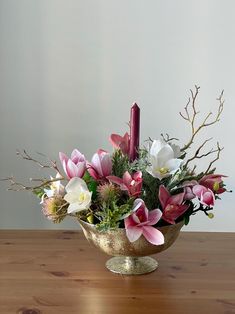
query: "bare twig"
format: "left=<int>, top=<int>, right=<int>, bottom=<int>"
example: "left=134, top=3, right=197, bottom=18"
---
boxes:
left=205, top=142, right=224, bottom=174
left=180, top=87, right=224, bottom=151
left=16, top=150, right=64, bottom=178
left=4, top=176, right=63, bottom=192
left=161, top=133, right=179, bottom=143
left=184, top=138, right=223, bottom=169
left=184, top=138, right=213, bottom=167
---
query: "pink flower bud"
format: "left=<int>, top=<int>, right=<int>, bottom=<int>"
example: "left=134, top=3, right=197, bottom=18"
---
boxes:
left=59, top=149, right=86, bottom=179
left=192, top=185, right=215, bottom=207
left=199, top=174, right=227, bottom=194
left=109, top=132, right=130, bottom=155
left=88, top=149, right=112, bottom=180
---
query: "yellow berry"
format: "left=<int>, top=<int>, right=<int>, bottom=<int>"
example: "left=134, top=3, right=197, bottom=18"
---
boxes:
left=87, top=214, right=94, bottom=224
left=208, top=213, right=214, bottom=219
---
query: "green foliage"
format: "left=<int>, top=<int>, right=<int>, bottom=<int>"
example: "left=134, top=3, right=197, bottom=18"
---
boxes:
left=183, top=202, right=195, bottom=225
left=83, top=171, right=98, bottom=200
left=128, top=148, right=149, bottom=173
left=33, top=188, right=45, bottom=199
left=111, top=149, right=130, bottom=177
left=141, top=171, right=160, bottom=209
left=96, top=198, right=134, bottom=231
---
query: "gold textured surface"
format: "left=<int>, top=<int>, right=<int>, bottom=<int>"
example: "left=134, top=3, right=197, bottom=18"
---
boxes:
left=78, top=219, right=184, bottom=257
left=106, top=256, right=158, bottom=275
left=78, top=219, right=184, bottom=274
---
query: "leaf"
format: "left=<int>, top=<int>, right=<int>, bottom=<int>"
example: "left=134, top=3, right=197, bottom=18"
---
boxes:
left=88, top=180, right=97, bottom=200
left=184, top=215, right=190, bottom=225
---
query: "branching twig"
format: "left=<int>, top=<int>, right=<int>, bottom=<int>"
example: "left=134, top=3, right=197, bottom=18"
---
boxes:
left=180, top=86, right=224, bottom=151
left=3, top=176, right=63, bottom=192
left=205, top=142, right=224, bottom=174
left=184, top=138, right=214, bottom=168
left=16, top=150, right=64, bottom=178
left=161, top=133, right=179, bottom=143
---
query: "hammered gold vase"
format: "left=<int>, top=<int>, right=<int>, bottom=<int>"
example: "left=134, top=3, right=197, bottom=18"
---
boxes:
left=78, top=219, right=184, bottom=275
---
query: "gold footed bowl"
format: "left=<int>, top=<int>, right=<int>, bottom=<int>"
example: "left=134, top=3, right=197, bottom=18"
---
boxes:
left=78, top=219, right=184, bottom=275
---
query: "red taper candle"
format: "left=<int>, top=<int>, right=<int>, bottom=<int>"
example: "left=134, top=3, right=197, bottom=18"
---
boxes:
left=129, top=103, right=140, bottom=161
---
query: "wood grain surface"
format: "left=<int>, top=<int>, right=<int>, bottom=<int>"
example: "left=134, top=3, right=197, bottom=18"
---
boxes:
left=0, top=230, right=234, bottom=314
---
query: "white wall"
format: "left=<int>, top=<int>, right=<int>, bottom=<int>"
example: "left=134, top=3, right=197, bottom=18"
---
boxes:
left=0, top=0, right=234, bottom=231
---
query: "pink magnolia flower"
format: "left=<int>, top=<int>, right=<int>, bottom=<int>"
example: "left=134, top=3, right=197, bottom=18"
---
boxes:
left=192, top=185, right=215, bottom=207
left=182, top=180, right=198, bottom=201
left=199, top=174, right=227, bottom=194
left=59, top=149, right=86, bottom=179
left=109, top=132, right=130, bottom=155
left=124, top=199, right=164, bottom=245
left=107, top=171, right=142, bottom=197
left=159, top=185, right=189, bottom=224
left=87, top=149, right=112, bottom=180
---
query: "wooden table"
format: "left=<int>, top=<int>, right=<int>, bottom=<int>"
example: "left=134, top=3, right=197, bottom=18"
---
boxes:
left=0, top=230, right=234, bottom=314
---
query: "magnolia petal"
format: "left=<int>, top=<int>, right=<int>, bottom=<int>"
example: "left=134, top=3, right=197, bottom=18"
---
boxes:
left=150, top=140, right=166, bottom=156
left=142, top=226, right=164, bottom=245
left=181, top=180, right=198, bottom=187
left=44, top=189, right=54, bottom=198
left=133, top=171, right=142, bottom=180
left=65, top=177, right=88, bottom=193
left=162, top=216, right=175, bottom=225
left=169, top=192, right=185, bottom=205
left=66, top=159, right=79, bottom=178
left=59, top=152, right=68, bottom=164
left=64, top=192, right=78, bottom=204
left=165, top=158, right=182, bottom=173
left=62, top=160, right=69, bottom=178
left=109, top=134, right=123, bottom=149
left=124, top=215, right=136, bottom=228
left=159, top=185, right=170, bottom=209
left=123, top=171, right=132, bottom=185
left=170, top=143, right=181, bottom=158
left=125, top=226, right=143, bottom=243
left=110, top=133, right=129, bottom=154
left=132, top=199, right=144, bottom=212
left=119, top=183, right=129, bottom=193
left=154, top=146, right=174, bottom=167
left=76, top=161, right=86, bottom=178
left=91, top=153, right=103, bottom=177
left=121, top=132, right=130, bottom=154
left=67, top=203, right=85, bottom=214
left=132, top=212, right=141, bottom=224
left=101, top=153, right=112, bottom=177
left=71, top=149, right=85, bottom=162
left=201, top=189, right=215, bottom=206
left=146, top=165, right=157, bottom=178
left=184, top=187, right=195, bottom=200
left=148, top=208, right=162, bottom=225
left=107, top=175, right=123, bottom=186
left=192, top=185, right=207, bottom=198
left=162, top=204, right=189, bottom=224
left=136, top=206, right=148, bottom=222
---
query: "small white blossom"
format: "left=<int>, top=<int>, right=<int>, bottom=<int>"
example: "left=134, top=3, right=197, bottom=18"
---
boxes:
left=44, top=173, right=64, bottom=198
left=64, top=177, right=92, bottom=213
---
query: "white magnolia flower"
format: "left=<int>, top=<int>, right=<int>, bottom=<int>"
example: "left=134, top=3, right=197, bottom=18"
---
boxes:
left=147, top=139, right=183, bottom=180
left=64, top=177, right=92, bottom=214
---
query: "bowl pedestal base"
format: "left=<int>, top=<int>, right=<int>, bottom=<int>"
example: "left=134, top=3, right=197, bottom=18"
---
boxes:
left=105, top=256, right=158, bottom=275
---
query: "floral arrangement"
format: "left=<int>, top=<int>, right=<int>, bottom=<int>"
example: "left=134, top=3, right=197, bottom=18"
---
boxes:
left=4, top=86, right=229, bottom=246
